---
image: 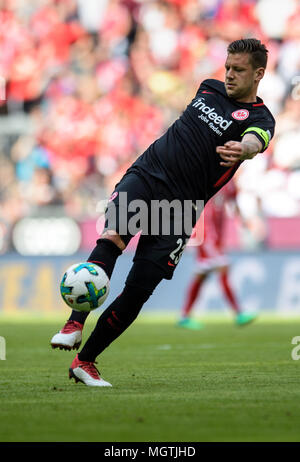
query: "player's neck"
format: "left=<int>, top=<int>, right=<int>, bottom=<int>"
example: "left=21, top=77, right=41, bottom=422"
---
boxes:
left=236, top=93, right=258, bottom=104
left=235, top=85, right=259, bottom=104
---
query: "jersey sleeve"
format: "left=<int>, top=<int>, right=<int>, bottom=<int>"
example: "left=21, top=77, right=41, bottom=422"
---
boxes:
left=241, top=113, right=275, bottom=153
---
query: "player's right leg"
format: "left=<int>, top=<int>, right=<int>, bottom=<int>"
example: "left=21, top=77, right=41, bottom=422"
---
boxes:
left=69, top=259, right=166, bottom=386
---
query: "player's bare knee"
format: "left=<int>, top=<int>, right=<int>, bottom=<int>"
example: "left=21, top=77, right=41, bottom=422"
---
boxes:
left=100, top=230, right=126, bottom=251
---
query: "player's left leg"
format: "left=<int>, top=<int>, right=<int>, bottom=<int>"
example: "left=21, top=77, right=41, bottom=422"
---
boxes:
left=69, top=260, right=166, bottom=386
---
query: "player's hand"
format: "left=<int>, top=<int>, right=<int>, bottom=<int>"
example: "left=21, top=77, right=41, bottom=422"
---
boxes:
left=216, top=141, right=246, bottom=167
left=216, top=140, right=260, bottom=167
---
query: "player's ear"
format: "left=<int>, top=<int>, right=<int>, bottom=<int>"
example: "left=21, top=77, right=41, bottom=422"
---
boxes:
left=255, top=67, right=265, bottom=83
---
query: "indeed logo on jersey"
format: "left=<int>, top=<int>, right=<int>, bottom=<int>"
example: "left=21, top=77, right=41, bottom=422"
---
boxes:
left=192, top=97, right=232, bottom=136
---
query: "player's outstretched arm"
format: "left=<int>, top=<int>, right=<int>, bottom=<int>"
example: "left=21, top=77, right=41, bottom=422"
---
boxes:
left=216, top=134, right=263, bottom=167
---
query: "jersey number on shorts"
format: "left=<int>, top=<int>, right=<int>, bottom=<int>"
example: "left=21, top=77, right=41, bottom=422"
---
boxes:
left=169, top=238, right=186, bottom=265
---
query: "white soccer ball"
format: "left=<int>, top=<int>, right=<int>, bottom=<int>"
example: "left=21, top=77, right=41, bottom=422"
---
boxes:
left=60, top=262, right=109, bottom=312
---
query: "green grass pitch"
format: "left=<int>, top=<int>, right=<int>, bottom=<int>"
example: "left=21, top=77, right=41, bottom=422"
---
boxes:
left=0, top=314, right=300, bottom=442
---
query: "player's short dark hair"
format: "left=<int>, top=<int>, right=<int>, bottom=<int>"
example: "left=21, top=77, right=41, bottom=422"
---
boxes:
left=227, top=38, right=268, bottom=69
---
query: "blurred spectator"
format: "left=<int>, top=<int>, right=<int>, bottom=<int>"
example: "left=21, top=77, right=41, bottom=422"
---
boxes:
left=255, top=0, right=298, bottom=40
left=0, top=0, right=300, bottom=253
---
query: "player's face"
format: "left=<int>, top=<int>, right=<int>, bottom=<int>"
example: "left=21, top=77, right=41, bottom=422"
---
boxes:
left=224, top=53, right=265, bottom=102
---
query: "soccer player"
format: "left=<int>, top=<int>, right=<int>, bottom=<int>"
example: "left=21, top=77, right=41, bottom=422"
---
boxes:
left=177, top=180, right=257, bottom=330
left=51, top=38, right=275, bottom=387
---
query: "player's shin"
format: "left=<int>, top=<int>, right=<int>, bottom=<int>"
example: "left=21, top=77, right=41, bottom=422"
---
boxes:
left=78, top=260, right=165, bottom=361
left=77, top=284, right=152, bottom=361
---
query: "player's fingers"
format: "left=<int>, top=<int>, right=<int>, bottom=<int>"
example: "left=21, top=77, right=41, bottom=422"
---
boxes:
left=220, top=141, right=242, bottom=149
left=216, top=146, right=242, bottom=155
left=220, top=155, right=237, bottom=165
left=225, top=146, right=242, bottom=154
left=219, top=156, right=238, bottom=166
left=219, top=152, right=238, bottom=160
left=218, top=151, right=237, bottom=158
left=218, top=152, right=239, bottom=161
left=220, top=160, right=235, bottom=167
left=224, top=141, right=236, bottom=148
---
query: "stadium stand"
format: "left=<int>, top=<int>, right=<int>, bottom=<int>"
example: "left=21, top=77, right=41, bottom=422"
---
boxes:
left=0, top=0, right=299, bottom=254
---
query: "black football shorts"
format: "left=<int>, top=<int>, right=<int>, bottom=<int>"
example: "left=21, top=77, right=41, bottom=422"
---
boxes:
left=104, top=171, right=201, bottom=279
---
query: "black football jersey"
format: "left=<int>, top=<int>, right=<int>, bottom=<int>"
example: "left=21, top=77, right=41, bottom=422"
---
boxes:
left=128, top=79, right=275, bottom=204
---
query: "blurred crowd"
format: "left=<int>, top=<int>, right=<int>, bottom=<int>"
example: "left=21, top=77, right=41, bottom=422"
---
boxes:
left=0, top=0, right=300, bottom=252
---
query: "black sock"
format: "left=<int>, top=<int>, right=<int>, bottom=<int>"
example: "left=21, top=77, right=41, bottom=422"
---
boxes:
left=78, top=284, right=152, bottom=362
left=69, top=310, right=90, bottom=324
left=88, top=238, right=123, bottom=279
left=69, top=239, right=122, bottom=325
